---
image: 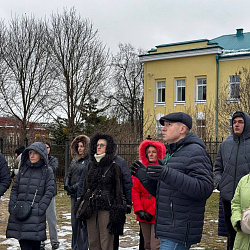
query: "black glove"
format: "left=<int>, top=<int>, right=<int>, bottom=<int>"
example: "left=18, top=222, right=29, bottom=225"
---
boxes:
left=126, top=205, right=132, bottom=214
left=236, top=220, right=241, bottom=231
left=137, top=210, right=146, bottom=220
left=144, top=212, right=153, bottom=222
left=131, top=160, right=148, bottom=182
left=147, top=159, right=169, bottom=180
left=64, top=185, right=74, bottom=194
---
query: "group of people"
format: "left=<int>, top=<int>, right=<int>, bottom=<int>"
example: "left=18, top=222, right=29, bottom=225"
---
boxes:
left=0, top=111, right=250, bottom=249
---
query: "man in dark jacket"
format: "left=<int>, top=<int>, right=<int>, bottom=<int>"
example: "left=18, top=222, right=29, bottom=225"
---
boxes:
left=0, top=153, right=11, bottom=198
left=132, top=112, right=213, bottom=249
left=214, top=111, right=250, bottom=250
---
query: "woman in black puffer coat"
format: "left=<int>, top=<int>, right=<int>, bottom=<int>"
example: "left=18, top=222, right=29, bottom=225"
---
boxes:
left=6, top=142, right=54, bottom=250
left=82, top=133, right=125, bottom=250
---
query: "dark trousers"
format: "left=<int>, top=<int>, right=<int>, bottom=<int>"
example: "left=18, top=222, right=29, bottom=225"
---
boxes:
left=19, top=240, right=41, bottom=250
left=113, top=234, right=119, bottom=250
left=221, top=199, right=236, bottom=250
left=139, top=223, right=145, bottom=250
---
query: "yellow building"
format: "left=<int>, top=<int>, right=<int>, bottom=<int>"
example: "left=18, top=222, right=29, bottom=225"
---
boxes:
left=139, top=28, right=250, bottom=140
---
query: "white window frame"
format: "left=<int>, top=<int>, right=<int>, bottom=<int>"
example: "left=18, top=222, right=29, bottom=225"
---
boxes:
left=176, top=79, right=185, bottom=102
left=229, top=75, right=240, bottom=100
left=196, top=78, right=206, bottom=102
left=156, top=81, right=165, bottom=103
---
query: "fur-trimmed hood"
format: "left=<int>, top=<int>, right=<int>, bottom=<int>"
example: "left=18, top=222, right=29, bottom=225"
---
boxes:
left=139, top=140, right=166, bottom=166
left=89, top=133, right=117, bottom=164
left=70, top=135, right=90, bottom=161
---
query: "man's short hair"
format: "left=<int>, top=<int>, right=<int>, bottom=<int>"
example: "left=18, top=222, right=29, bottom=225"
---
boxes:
left=232, top=111, right=244, bottom=122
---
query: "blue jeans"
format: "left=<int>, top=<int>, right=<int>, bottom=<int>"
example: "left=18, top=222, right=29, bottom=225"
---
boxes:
left=160, top=238, right=190, bottom=250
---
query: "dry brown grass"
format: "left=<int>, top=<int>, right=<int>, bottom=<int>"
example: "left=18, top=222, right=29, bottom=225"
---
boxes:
left=0, top=183, right=226, bottom=249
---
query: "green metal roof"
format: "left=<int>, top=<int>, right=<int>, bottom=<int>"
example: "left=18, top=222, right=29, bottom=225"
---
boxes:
left=208, top=29, right=250, bottom=50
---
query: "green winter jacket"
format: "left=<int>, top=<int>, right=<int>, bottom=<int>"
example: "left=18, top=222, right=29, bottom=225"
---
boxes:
left=231, top=174, right=250, bottom=250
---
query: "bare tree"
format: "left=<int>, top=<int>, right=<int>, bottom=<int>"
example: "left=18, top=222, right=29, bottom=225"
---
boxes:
left=216, top=67, right=250, bottom=137
left=0, top=15, right=56, bottom=141
left=109, top=43, right=144, bottom=140
left=47, top=8, right=110, bottom=140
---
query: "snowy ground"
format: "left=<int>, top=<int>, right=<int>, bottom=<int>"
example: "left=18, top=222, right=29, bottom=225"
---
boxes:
left=0, top=190, right=224, bottom=249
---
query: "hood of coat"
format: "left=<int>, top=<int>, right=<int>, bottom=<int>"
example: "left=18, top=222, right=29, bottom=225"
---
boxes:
left=89, top=133, right=117, bottom=164
left=20, top=142, right=49, bottom=167
left=139, top=140, right=166, bottom=166
left=70, top=135, right=90, bottom=161
left=231, top=111, right=250, bottom=140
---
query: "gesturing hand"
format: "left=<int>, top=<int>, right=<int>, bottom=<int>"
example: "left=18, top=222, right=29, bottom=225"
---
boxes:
left=146, top=159, right=169, bottom=180
left=131, top=160, right=148, bottom=182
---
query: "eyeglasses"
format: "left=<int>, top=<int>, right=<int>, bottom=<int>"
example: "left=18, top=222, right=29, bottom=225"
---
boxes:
left=233, top=120, right=244, bottom=125
left=97, top=143, right=106, bottom=148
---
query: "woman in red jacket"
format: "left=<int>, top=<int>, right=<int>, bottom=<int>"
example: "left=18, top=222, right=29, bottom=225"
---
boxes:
left=132, top=140, right=166, bottom=250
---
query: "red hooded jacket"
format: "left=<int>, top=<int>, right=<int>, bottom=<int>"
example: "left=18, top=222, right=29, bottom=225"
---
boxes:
left=132, top=140, right=166, bottom=223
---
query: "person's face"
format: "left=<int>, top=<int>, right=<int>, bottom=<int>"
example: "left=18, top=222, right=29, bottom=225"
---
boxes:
left=29, top=150, right=41, bottom=163
left=96, top=139, right=107, bottom=155
left=161, top=122, right=185, bottom=144
left=46, top=144, right=50, bottom=155
left=233, top=117, right=244, bottom=136
left=15, top=153, right=18, bottom=158
left=78, top=142, right=85, bottom=155
left=146, top=146, right=157, bottom=163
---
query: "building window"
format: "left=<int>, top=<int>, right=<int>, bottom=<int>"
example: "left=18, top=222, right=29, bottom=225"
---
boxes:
left=197, top=78, right=206, bottom=101
left=229, top=75, right=240, bottom=100
left=156, top=81, right=165, bottom=103
left=196, top=112, right=206, bottom=139
left=176, top=79, right=185, bottom=102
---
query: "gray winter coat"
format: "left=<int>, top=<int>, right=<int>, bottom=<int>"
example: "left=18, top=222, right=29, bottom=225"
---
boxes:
left=214, top=111, right=250, bottom=201
left=6, top=142, right=54, bottom=241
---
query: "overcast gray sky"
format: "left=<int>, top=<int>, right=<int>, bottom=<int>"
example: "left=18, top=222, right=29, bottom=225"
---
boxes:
left=0, top=0, right=249, bottom=54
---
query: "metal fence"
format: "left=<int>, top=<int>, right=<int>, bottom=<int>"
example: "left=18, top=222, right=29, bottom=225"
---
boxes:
left=1, top=137, right=223, bottom=182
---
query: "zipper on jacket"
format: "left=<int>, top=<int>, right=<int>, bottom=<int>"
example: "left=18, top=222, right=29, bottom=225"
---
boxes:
left=184, top=222, right=190, bottom=247
left=170, top=201, right=174, bottom=227
left=233, top=140, right=240, bottom=192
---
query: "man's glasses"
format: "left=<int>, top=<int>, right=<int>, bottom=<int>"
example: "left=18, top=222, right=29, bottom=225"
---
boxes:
left=233, top=120, right=244, bottom=125
left=97, top=143, right=106, bottom=148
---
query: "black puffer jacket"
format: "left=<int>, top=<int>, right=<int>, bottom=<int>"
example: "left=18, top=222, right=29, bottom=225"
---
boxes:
left=6, top=142, right=54, bottom=241
left=214, top=111, right=250, bottom=201
left=65, top=135, right=90, bottom=197
left=0, top=153, right=11, bottom=197
left=147, top=133, right=213, bottom=246
left=82, top=133, right=124, bottom=215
